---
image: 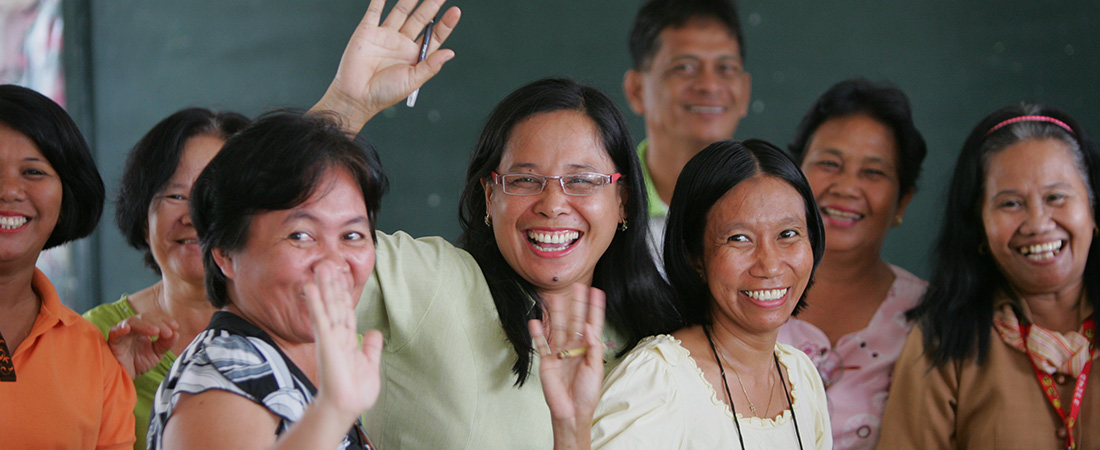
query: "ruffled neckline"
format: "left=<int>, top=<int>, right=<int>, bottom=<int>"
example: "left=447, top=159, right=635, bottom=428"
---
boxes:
left=644, top=334, right=802, bottom=428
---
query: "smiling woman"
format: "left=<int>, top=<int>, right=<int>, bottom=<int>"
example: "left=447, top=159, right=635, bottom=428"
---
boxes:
left=82, top=107, right=250, bottom=450
left=0, top=84, right=135, bottom=448
left=879, top=104, right=1100, bottom=449
left=146, top=111, right=388, bottom=450
left=536, top=139, right=833, bottom=449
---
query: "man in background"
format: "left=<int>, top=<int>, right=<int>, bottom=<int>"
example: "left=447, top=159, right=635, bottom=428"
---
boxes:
left=624, top=0, right=750, bottom=253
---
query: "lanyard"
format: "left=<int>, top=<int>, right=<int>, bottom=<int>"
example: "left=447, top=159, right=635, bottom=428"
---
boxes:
left=1020, top=317, right=1094, bottom=450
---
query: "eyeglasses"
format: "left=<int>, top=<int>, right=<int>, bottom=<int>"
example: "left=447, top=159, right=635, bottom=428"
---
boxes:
left=491, top=172, right=622, bottom=196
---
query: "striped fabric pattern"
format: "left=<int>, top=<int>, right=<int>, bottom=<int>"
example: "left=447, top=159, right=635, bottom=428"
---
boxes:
left=994, top=304, right=1096, bottom=376
left=147, top=312, right=357, bottom=449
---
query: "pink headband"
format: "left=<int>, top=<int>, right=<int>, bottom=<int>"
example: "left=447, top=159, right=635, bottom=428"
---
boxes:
left=985, top=115, right=1075, bottom=136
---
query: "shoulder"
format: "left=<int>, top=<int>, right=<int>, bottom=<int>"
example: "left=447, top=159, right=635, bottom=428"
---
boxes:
left=775, top=342, right=820, bottom=383
left=602, top=335, right=697, bottom=399
left=375, top=230, right=478, bottom=270
left=82, top=295, right=135, bottom=337
left=615, top=334, right=691, bottom=370
left=889, top=264, right=929, bottom=297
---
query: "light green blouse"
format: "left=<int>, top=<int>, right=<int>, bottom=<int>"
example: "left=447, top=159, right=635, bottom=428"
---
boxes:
left=356, top=231, right=624, bottom=449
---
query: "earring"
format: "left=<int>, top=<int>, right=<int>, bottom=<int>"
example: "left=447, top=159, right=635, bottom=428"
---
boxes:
left=618, top=218, right=628, bottom=232
left=894, top=215, right=904, bottom=226
left=484, top=213, right=492, bottom=227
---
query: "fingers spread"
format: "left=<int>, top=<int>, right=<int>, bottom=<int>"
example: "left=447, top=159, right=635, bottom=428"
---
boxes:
left=398, top=0, right=448, bottom=40
left=428, top=5, right=461, bottom=50
left=362, top=0, right=386, bottom=27
left=381, top=0, right=420, bottom=29
left=528, top=319, right=552, bottom=357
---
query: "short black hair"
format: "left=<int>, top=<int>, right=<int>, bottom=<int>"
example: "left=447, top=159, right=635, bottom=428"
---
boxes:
left=116, top=108, right=250, bottom=274
left=664, top=139, right=825, bottom=326
left=191, top=111, right=388, bottom=308
left=909, top=103, right=1100, bottom=366
left=789, top=77, right=927, bottom=200
left=0, top=84, right=104, bottom=250
left=457, top=77, right=680, bottom=385
left=629, top=0, right=744, bottom=71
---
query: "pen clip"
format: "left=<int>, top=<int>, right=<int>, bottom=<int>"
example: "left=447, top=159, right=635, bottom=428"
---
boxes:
left=406, top=19, right=436, bottom=108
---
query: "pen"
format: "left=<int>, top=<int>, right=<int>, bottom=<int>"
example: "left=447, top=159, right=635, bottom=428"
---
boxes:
left=406, top=19, right=435, bottom=107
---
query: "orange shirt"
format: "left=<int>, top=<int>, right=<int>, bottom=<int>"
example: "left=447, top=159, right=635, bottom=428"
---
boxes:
left=0, top=269, right=136, bottom=449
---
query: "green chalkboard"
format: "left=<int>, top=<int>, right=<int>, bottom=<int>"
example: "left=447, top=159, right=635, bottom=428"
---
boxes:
left=74, top=0, right=1099, bottom=310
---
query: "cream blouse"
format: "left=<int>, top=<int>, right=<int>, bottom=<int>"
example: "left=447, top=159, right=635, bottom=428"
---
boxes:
left=592, top=335, right=832, bottom=449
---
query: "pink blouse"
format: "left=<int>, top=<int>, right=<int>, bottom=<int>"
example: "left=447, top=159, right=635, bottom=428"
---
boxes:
left=777, top=265, right=927, bottom=450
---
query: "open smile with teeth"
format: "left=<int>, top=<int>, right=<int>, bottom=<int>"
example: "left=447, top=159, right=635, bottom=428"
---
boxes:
left=743, top=288, right=788, bottom=302
left=1017, top=240, right=1063, bottom=261
left=0, top=216, right=28, bottom=230
left=527, top=230, right=581, bottom=253
left=688, top=105, right=726, bottom=114
left=822, top=207, right=863, bottom=222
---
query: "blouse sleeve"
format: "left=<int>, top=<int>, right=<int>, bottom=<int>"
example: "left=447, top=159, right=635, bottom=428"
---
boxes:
left=876, top=326, right=958, bottom=450
left=591, top=339, right=685, bottom=450
left=97, top=338, right=137, bottom=449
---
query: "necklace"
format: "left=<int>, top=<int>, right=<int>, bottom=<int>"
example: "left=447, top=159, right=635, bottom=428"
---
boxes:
left=724, top=343, right=775, bottom=416
left=704, top=326, right=804, bottom=450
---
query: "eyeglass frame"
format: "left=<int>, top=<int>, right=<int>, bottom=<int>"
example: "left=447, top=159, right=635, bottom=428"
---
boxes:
left=489, top=171, right=622, bottom=196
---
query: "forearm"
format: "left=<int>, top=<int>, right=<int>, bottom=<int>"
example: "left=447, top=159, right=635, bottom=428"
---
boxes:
left=272, top=395, right=361, bottom=450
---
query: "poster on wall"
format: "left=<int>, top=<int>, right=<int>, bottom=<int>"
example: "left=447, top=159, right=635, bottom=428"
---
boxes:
left=1, top=0, right=78, bottom=306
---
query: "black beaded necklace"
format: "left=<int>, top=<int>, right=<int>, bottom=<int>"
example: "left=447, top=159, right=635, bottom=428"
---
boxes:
left=704, top=326, right=804, bottom=450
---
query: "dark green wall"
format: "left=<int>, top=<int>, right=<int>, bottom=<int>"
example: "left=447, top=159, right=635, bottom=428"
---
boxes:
left=76, top=0, right=1099, bottom=310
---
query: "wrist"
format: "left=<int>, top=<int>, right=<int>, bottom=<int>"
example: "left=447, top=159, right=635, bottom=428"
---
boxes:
left=311, top=85, right=376, bottom=132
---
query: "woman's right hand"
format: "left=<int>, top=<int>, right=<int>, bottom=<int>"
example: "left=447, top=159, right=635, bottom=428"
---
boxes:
left=311, top=0, right=461, bottom=132
left=529, top=283, right=606, bottom=450
left=304, top=260, right=384, bottom=420
left=107, top=315, right=179, bottom=379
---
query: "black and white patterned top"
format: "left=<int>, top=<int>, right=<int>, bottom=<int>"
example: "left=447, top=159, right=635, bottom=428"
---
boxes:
left=147, top=311, right=372, bottom=449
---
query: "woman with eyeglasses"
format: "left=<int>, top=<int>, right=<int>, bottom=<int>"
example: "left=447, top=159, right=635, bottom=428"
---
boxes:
left=775, top=78, right=928, bottom=450
left=531, top=140, right=833, bottom=449
left=310, top=1, right=678, bottom=447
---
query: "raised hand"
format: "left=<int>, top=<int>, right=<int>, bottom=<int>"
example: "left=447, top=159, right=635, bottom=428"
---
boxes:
left=312, top=0, right=462, bottom=131
left=529, top=283, right=606, bottom=450
left=107, top=315, right=179, bottom=379
left=304, top=260, right=384, bottom=420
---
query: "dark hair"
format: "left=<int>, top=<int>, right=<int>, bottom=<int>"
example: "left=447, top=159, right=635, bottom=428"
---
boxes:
left=629, top=0, right=744, bottom=71
left=664, top=139, right=826, bottom=326
left=457, top=78, right=680, bottom=385
left=908, top=103, right=1100, bottom=366
left=191, top=111, right=388, bottom=308
left=789, top=77, right=927, bottom=200
left=116, top=108, right=251, bottom=274
left=0, top=84, right=104, bottom=250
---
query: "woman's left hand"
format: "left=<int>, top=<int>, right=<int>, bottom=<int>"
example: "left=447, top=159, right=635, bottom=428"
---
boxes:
left=304, top=261, right=384, bottom=420
left=529, top=283, right=606, bottom=450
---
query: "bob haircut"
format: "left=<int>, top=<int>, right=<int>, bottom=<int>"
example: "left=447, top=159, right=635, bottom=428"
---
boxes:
left=629, top=0, right=744, bottom=71
left=116, top=107, right=251, bottom=274
left=664, top=139, right=825, bottom=326
left=0, top=84, right=104, bottom=250
left=457, top=77, right=680, bottom=385
left=909, top=103, right=1100, bottom=366
left=191, top=111, right=388, bottom=308
left=789, top=77, right=927, bottom=200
